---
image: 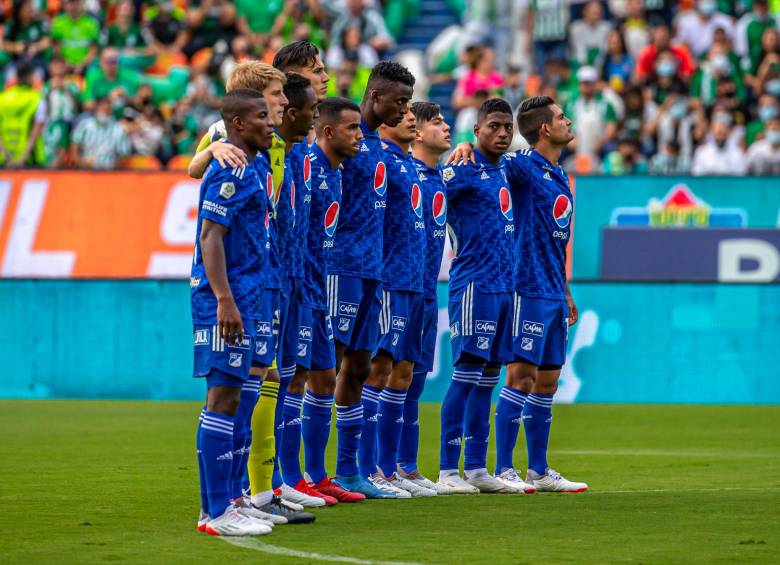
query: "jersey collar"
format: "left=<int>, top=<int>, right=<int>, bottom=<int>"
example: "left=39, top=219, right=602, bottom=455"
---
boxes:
left=411, top=156, right=438, bottom=174
left=380, top=138, right=408, bottom=158
left=360, top=119, right=378, bottom=138
left=474, top=147, right=501, bottom=167
left=309, top=142, right=336, bottom=172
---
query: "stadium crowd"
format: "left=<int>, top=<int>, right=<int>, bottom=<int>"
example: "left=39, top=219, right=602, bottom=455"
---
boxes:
left=1, top=0, right=779, bottom=175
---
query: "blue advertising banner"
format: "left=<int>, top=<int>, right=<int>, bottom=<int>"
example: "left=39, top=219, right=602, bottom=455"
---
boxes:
left=573, top=177, right=780, bottom=280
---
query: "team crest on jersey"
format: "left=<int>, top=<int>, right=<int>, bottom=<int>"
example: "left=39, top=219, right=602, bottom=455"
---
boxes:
left=500, top=187, right=513, bottom=221
left=442, top=167, right=455, bottom=182
left=297, top=343, right=307, bottom=357
left=255, top=341, right=268, bottom=356
left=411, top=184, right=423, bottom=218
left=324, top=201, right=340, bottom=237
left=338, top=318, right=350, bottom=332
left=229, top=353, right=243, bottom=367
left=219, top=182, right=235, bottom=199
left=521, top=337, right=533, bottom=351
left=303, top=155, right=312, bottom=191
left=553, top=194, right=572, bottom=228
left=432, top=191, right=447, bottom=225
left=373, top=162, right=387, bottom=196
left=477, top=336, right=490, bottom=350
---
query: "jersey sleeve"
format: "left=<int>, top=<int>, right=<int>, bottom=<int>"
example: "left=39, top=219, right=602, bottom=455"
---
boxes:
left=200, top=164, right=257, bottom=228
left=502, top=151, right=532, bottom=186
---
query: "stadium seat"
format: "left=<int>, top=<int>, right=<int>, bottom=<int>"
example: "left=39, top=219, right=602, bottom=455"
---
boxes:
left=167, top=154, right=193, bottom=171
left=119, top=155, right=163, bottom=170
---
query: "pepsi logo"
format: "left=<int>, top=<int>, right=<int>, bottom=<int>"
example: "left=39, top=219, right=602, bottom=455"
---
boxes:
left=303, top=155, right=312, bottom=191
left=432, top=191, right=446, bottom=226
left=324, top=201, right=340, bottom=237
left=265, top=210, right=270, bottom=231
left=291, top=181, right=296, bottom=213
left=411, top=184, right=423, bottom=218
left=373, top=162, right=387, bottom=196
left=500, top=187, right=513, bottom=221
left=266, top=172, right=275, bottom=204
left=553, top=194, right=572, bottom=228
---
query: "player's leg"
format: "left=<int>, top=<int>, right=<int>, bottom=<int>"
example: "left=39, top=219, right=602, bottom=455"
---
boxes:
left=271, top=287, right=290, bottom=495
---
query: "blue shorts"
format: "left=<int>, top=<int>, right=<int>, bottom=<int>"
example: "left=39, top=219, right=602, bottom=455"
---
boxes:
left=193, top=323, right=256, bottom=384
left=415, top=296, right=439, bottom=373
left=448, top=283, right=514, bottom=364
left=280, top=277, right=303, bottom=369
left=327, top=274, right=381, bottom=352
left=253, top=288, right=280, bottom=368
left=297, top=307, right=336, bottom=371
left=376, top=289, right=425, bottom=363
left=512, top=295, right=569, bottom=368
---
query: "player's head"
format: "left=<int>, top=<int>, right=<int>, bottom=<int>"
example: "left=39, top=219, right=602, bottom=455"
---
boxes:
left=516, top=95, right=574, bottom=148
left=220, top=89, right=274, bottom=153
left=363, top=61, right=415, bottom=127
left=475, top=98, right=513, bottom=157
left=316, top=97, right=363, bottom=158
left=412, top=101, right=451, bottom=153
left=378, top=107, right=416, bottom=146
left=226, top=62, right=288, bottom=127
left=282, top=72, right=319, bottom=143
left=273, top=40, right=330, bottom=100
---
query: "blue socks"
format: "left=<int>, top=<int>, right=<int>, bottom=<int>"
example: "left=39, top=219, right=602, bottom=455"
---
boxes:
left=397, top=370, right=426, bottom=473
left=523, top=393, right=554, bottom=475
left=439, top=364, right=483, bottom=472
left=302, top=390, right=333, bottom=484
left=280, top=391, right=303, bottom=486
left=232, top=377, right=260, bottom=498
left=271, top=371, right=293, bottom=489
left=464, top=369, right=500, bottom=471
left=199, top=410, right=235, bottom=519
left=377, top=386, right=408, bottom=477
left=494, top=386, right=528, bottom=474
left=358, top=384, right=381, bottom=478
left=335, top=403, right=363, bottom=477
left=196, top=407, right=208, bottom=514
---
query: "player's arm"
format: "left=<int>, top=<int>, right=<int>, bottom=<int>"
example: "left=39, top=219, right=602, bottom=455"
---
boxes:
left=566, top=280, right=578, bottom=326
left=188, top=132, right=248, bottom=179
left=200, top=219, right=243, bottom=344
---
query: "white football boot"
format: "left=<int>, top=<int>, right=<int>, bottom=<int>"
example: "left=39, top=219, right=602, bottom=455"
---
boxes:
left=205, top=508, right=272, bottom=536
left=387, top=473, right=437, bottom=497
left=436, top=471, right=480, bottom=494
left=397, top=467, right=456, bottom=495
left=233, top=496, right=284, bottom=525
left=526, top=468, right=588, bottom=493
left=464, top=469, right=516, bottom=493
left=495, top=468, right=537, bottom=494
left=279, top=483, right=326, bottom=508
left=369, top=472, right=412, bottom=498
left=197, top=510, right=210, bottom=532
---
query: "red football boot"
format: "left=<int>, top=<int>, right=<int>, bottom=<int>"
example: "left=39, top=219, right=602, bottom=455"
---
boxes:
left=311, top=476, right=366, bottom=503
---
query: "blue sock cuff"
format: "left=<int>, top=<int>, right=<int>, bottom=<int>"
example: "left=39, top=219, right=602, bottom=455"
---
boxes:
left=242, top=378, right=261, bottom=393
left=362, top=384, right=381, bottom=405
left=477, top=371, right=501, bottom=388
left=499, top=387, right=528, bottom=407
left=526, top=393, right=554, bottom=409
left=452, top=364, right=484, bottom=384
left=379, top=386, right=407, bottom=405
left=284, top=392, right=303, bottom=408
left=304, top=391, right=333, bottom=415
left=280, top=365, right=297, bottom=380
left=336, top=404, right=363, bottom=426
left=201, top=411, right=234, bottom=437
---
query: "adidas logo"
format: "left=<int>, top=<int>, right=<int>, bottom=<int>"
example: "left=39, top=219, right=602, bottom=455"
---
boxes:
left=217, top=451, right=234, bottom=461
left=522, top=414, right=533, bottom=420
left=356, top=433, right=362, bottom=440
left=545, top=417, right=553, bottom=423
left=511, top=417, right=523, bottom=424
left=395, top=416, right=404, bottom=424
left=543, top=172, right=552, bottom=180
left=360, top=144, right=369, bottom=152
left=447, top=437, right=462, bottom=446
left=319, top=180, right=328, bottom=190
left=480, top=171, right=489, bottom=180
left=262, top=456, right=275, bottom=466
left=413, top=419, right=419, bottom=426
left=400, top=164, right=407, bottom=173
left=368, top=414, right=380, bottom=423
left=287, top=417, right=302, bottom=427
left=276, top=422, right=285, bottom=430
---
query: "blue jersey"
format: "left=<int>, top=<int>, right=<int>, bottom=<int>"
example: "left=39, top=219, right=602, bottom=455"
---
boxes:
left=503, top=148, right=573, bottom=300
left=412, top=157, right=447, bottom=299
left=258, top=151, right=282, bottom=289
left=287, top=141, right=311, bottom=279
left=191, top=157, right=268, bottom=323
left=274, top=147, right=295, bottom=280
left=302, top=142, right=342, bottom=309
left=443, top=149, right=515, bottom=295
left=327, top=119, right=386, bottom=280
left=380, top=140, right=426, bottom=292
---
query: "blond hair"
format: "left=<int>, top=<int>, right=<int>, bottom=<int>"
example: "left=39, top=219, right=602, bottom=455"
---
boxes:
left=226, top=61, right=287, bottom=93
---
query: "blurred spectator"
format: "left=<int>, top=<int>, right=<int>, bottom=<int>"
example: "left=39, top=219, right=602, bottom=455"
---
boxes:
left=601, top=29, right=635, bottom=92
left=674, top=0, right=735, bottom=58
left=453, top=46, right=504, bottom=110
left=619, top=0, right=651, bottom=56
left=122, top=103, right=167, bottom=160
left=453, top=88, right=490, bottom=145
left=83, top=47, right=141, bottom=112
left=103, top=0, right=147, bottom=53
left=42, top=55, right=82, bottom=168
left=527, top=0, right=570, bottom=76
left=331, top=0, right=394, bottom=56
left=235, top=0, right=285, bottom=37
left=503, top=65, right=525, bottom=112
left=327, top=24, right=379, bottom=69
left=70, top=96, right=131, bottom=169
left=184, top=0, right=240, bottom=60
left=271, top=0, right=328, bottom=48
left=168, top=99, right=201, bottom=155
left=746, top=93, right=780, bottom=146
left=544, top=57, right=579, bottom=111
left=635, top=22, right=696, bottom=84
left=649, top=141, right=692, bottom=174
left=567, top=65, right=618, bottom=163
left=646, top=90, right=706, bottom=167
left=746, top=117, right=780, bottom=174
left=326, top=55, right=371, bottom=104
left=691, top=42, right=747, bottom=112
left=735, top=0, right=776, bottom=75
left=2, top=0, right=50, bottom=73
left=753, top=28, right=780, bottom=96
left=645, top=49, right=689, bottom=104
left=51, top=0, right=100, bottom=74
left=184, top=72, right=221, bottom=130
left=617, top=85, right=655, bottom=155
left=0, top=62, right=46, bottom=167
left=691, top=119, right=746, bottom=175
left=144, top=1, right=189, bottom=58
left=569, top=1, right=612, bottom=67
left=603, top=136, right=648, bottom=174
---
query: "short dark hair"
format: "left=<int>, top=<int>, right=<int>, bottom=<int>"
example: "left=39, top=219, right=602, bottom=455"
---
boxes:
left=15, top=61, right=34, bottom=84
left=366, top=61, right=416, bottom=91
left=517, top=96, right=555, bottom=145
left=411, top=101, right=440, bottom=125
left=273, top=41, right=321, bottom=72
left=316, top=96, right=360, bottom=129
left=220, top=88, right=264, bottom=123
left=283, top=72, right=313, bottom=110
left=478, top=97, right=512, bottom=122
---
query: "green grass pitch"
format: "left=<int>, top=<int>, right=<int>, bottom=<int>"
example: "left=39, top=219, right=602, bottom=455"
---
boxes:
left=2, top=401, right=779, bottom=564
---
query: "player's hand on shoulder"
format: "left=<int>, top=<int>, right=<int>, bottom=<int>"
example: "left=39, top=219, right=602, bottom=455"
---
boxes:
left=445, top=142, right=475, bottom=166
left=217, top=296, right=244, bottom=346
left=211, top=141, right=248, bottom=170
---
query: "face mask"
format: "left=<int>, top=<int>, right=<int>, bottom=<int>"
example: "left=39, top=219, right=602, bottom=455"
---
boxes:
left=759, top=105, right=779, bottom=122
left=656, top=60, right=677, bottom=77
left=768, top=130, right=780, bottom=146
left=699, top=0, right=717, bottom=16
left=711, top=54, right=730, bottom=74
left=766, top=79, right=780, bottom=97
left=713, top=112, right=733, bottom=126
left=669, top=101, right=687, bottom=119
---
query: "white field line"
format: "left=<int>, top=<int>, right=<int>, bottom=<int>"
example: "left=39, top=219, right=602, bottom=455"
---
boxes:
left=221, top=537, right=428, bottom=565
left=555, top=449, right=780, bottom=459
left=587, top=486, right=780, bottom=494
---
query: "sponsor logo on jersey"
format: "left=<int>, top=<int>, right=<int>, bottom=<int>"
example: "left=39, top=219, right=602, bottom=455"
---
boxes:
left=553, top=194, right=572, bottom=228
left=432, top=191, right=447, bottom=225
left=475, top=320, right=497, bottom=335
left=442, top=167, right=455, bottom=182
left=391, top=316, right=407, bottom=331
left=373, top=162, right=387, bottom=196
left=268, top=172, right=278, bottom=209
left=219, top=182, right=235, bottom=199
left=298, top=326, right=312, bottom=341
left=194, top=329, right=209, bottom=345
left=229, top=353, right=243, bottom=367
left=256, top=321, right=272, bottom=336
left=338, top=301, right=358, bottom=317
left=522, top=320, right=544, bottom=337
left=190, top=277, right=201, bottom=288
left=411, top=183, right=423, bottom=218
left=477, top=336, right=490, bottom=350
left=265, top=210, right=270, bottom=232
left=500, top=187, right=513, bottom=221
left=255, top=341, right=268, bottom=356
left=521, top=337, right=533, bottom=351
left=290, top=181, right=296, bottom=220
left=303, top=155, right=312, bottom=191
left=324, top=201, right=340, bottom=237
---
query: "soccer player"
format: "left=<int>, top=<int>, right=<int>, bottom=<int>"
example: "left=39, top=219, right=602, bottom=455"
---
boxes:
left=192, top=89, right=275, bottom=536
left=436, top=99, right=520, bottom=494
left=323, top=62, right=415, bottom=497
left=294, top=97, right=366, bottom=504
left=395, top=101, right=454, bottom=494
left=273, top=40, right=330, bottom=101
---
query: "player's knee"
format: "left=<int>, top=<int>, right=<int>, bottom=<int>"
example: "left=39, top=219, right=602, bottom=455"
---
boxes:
left=388, top=360, right=414, bottom=389
left=507, top=362, right=536, bottom=392
left=308, top=370, right=336, bottom=395
left=207, top=387, right=242, bottom=416
left=287, top=367, right=307, bottom=394
left=265, top=368, right=280, bottom=383
left=341, top=351, right=372, bottom=383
